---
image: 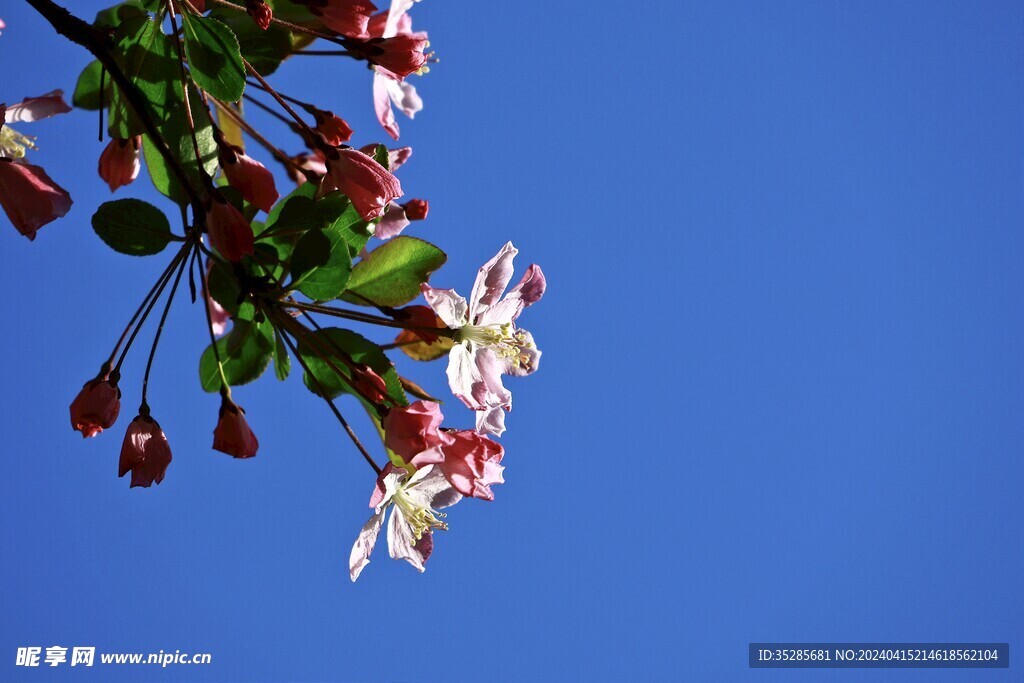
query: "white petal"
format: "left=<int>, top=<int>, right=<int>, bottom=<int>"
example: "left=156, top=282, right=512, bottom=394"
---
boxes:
left=469, top=242, right=518, bottom=322
left=385, top=76, right=424, bottom=119
left=408, top=466, right=462, bottom=509
left=475, top=405, right=507, bottom=437
left=387, top=506, right=427, bottom=572
left=421, top=285, right=468, bottom=328
left=349, top=508, right=386, bottom=582
left=446, top=343, right=482, bottom=408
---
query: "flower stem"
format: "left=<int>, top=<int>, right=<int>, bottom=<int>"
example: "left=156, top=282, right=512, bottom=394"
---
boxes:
left=141, top=245, right=192, bottom=405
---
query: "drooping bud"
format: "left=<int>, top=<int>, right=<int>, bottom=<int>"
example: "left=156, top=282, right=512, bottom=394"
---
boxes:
left=205, top=190, right=254, bottom=262
left=349, top=34, right=429, bottom=80
left=0, top=158, right=71, bottom=240
left=97, top=137, right=141, bottom=192
left=403, top=198, right=428, bottom=221
left=218, top=144, right=279, bottom=213
left=118, top=413, right=172, bottom=488
left=311, top=107, right=353, bottom=146
left=350, top=363, right=389, bottom=403
left=212, top=398, right=259, bottom=458
left=69, top=374, right=121, bottom=438
left=320, top=147, right=402, bottom=221
left=299, top=0, right=377, bottom=39
left=245, top=0, right=272, bottom=30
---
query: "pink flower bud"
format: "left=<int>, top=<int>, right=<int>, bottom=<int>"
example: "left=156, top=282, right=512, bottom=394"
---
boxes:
left=219, top=144, right=279, bottom=213
left=312, top=108, right=353, bottom=146
left=321, top=147, right=402, bottom=220
left=69, top=376, right=121, bottom=438
left=205, top=191, right=254, bottom=262
left=97, top=137, right=141, bottom=192
left=0, top=159, right=72, bottom=240
left=403, top=198, right=428, bottom=221
left=383, top=401, right=446, bottom=459
left=350, top=34, right=428, bottom=80
left=302, top=0, right=377, bottom=39
left=350, top=363, right=389, bottom=403
left=119, top=414, right=172, bottom=488
left=213, top=400, right=259, bottom=459
left=245, top=0, right=272, bottom=30
left=438, top=430, right=505, bottom=501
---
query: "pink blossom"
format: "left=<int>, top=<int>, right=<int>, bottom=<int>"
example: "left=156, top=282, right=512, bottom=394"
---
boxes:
left=0, top=160, right=72, bottom=240
left=119, top=414, right=172, bottom=488
left=373, top=69, right=422, bottom=140
left=219, top=144, right=279, bottom=213
left=3, top=90, right=71, bottom=123
left=349, top=462, right=460, bottom=581
left=320, top=147, right=402, bottom=220
left=69, top=376, right=121, bottom=438
left=97, top=137, right=141, bottom=192
left=421, top=242, right=545, bottom=436
left=373, top=197, right=427, bottom=240
left=311, top=108, right=353, bottom=146
left=350, top=34, right=428, bottom=80
left=288, top=150, right=328, bottom=185
left=213, top=399, right=259, bottom=458
left=384, top=401, right=506, bottom=499
left=205, top=191, right=254, bottom=261
left=303, top=0, right=377, bottom=38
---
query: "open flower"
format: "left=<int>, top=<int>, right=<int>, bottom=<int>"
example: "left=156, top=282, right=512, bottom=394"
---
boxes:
left=384, top=401, right=505, bottom=500
left=349, top=463, right=460, bottom=581
left=97, top=137, right=141, bottom=192
left=69, top=374, right=121, bottom=438
left=319, top=147, right=402, bottom=220
left=369, top=1, right=425, bottom=138
left=118, top=413, right=172, bottom=488
left=0, top=92, right=73, bottom=238
left=421, top=242, right=545, bottom=436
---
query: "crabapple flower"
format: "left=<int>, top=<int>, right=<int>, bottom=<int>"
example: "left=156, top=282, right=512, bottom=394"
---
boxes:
left=301, top=0, right=377, bottom=38
left=0, top=92, right=73, bottom=238
left=350, top=33, right=428, bottom=80
left=349, top=463, right=460, bottom=581
left=369, top=2, right=425, bottom=138
left=320, top=147, right=402, bottom=220
left=0, top=159, right=72, bottom=240
left=384, top=401, right=505, bottom=500
left=97, top=137, right=141, bottom=192
left=245, top=0, right=272, bottom=30
left=119, top=414, right=172, bottom=488
left=421, top=242, right=545, bottom=436
left=311, top=108, right=353, bottom=146
left=69, top=375, right=121, bottom=438
left=206, top=191, right=254, bottom=261
left=374, top=198, right=427, bottom=240
left=219, top=144, right=279, bottom=213
left=213, top=399, right=259, bottom=458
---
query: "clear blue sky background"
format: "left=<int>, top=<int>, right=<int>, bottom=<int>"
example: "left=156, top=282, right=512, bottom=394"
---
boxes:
left=1, top=1, right=1023, bottom=681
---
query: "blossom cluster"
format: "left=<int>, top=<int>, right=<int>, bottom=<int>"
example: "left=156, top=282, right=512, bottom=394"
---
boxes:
left=0, top=0, right=544, bottom=580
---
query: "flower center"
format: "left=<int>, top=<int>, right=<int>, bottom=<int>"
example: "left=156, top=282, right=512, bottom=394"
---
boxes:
left=0, top=126, right=36, bottom=159
left=392, top=489, right=447, bottom=540
left=458, top=323, right=535, bottom=370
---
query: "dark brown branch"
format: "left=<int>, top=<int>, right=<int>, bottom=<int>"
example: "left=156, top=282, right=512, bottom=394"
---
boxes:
left=25, top=0, right=205, bottom=215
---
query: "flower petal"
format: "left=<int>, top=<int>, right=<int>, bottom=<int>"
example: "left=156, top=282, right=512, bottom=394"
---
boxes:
left=4, top=89, right=71, bottom=123
left=384, top=73, right=423, bottom=119
left=387, top=506, right=428, bottom=572
left=0, top=160, right=72, bottom=239
left=373, top=70, right=401, bottom=140
left=349, top=508, right=386, bottom=581
left=475, top=404, right=507, bottom=437
left=504, top=329, right=540, bottom=377
left=507, top=263, right=546, bottom=309
left=421, top=284, right=468, bottom=328
left=445, top=342, right=481, bottom=408
left=469, top=241, right=518, bottom=321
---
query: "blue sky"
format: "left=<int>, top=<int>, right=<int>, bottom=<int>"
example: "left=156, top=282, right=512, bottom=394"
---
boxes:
left=1, top=1, right=1023, bottom=681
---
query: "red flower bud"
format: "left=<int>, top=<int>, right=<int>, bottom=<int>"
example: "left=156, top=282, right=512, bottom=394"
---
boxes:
left=97, top=137, right=141, bottom=192
left=69, top=376, right=121, bottom=438
left=301, top=0, right=377, bottom=39
left=205, top=191, right=254, bottom=262
left=321, top=148, right=402, bottom=221
left=119, top=414, right=172, bottom=488
left=0, top=159, right=72, bottom=240
left=212, top=399, right=259, bottom=459
left=245, top=0, right=273, bottom=30
left=219, top=144, right=279, bottom=213
left=312, top=108, right=354, bottom=146
left=350, top=34, right=428, bottom=79
left=402, top=198, right=428, bottom=221
left=350, top=363, right=389, bottom=403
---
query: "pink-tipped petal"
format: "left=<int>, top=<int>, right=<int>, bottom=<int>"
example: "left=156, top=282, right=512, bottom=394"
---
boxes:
left=373, top=71, right=401, bottom=140
left=349, top=508, right=385, bottom=581
left=469, top=241, right=518, bottom=321
left=4, top=90, right=71, bottom=123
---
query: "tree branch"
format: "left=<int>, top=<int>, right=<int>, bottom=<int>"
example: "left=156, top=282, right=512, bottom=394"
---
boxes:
left=24, top=0, right=206, bottom=216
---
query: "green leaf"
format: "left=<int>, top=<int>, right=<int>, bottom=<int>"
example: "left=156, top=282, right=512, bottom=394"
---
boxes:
left=298, top=328, right=406, bottom=406
left=199, top=320, right=275, bottom=392
left=182, top=15, right=246, bottom=102
left=341, top=237, right=447, bottom=307
left=208, top=259, right=256, bottom=321
left=108, top=16, right=180, bottom=138
left=208, top=7, right=293, bottom=76
left=73, top=61, right=106, bottom=111
left=93, top=1, right=148, bottom=29
left=141, top=83, right=218, bottom=204
left=91, top=199, right=173, bottom=256
left=273, top=330, right=291, bottom=381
